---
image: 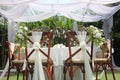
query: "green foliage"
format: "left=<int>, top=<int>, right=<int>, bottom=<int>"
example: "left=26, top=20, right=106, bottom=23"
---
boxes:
left=19, top=16, right=102, bottom=46
left=87, top=25, right=106, bottom=47
left=14, top=26, right=29, bottom=48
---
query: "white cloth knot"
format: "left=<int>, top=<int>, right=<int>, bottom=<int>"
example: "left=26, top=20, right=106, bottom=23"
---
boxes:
left=33, top=42, right=41, bottom=50
left=80, top=41, right=86, bottom=50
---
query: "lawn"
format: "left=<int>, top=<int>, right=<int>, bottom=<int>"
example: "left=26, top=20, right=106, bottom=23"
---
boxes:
left=2, top=71, right=120, bottom=80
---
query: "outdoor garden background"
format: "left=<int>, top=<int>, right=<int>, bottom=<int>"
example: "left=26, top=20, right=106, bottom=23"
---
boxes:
left=0, top=9, right=120, bottom=70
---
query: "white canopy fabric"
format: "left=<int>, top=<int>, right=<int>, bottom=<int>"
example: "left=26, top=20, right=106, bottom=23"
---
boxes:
left=0, top=0, right=119, bottom=40
left=0, top=0, right=120, bottom=5
left=0, top=0, right=119, bottom=41
left=0, top=0, right=120, bottom=22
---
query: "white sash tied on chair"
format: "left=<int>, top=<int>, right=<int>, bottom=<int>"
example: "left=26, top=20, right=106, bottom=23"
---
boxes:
left=77, top=31, right=94, bottom=80
left=32, top=32, right=45, bottom=80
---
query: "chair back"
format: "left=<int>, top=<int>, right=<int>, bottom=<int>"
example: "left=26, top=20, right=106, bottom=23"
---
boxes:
left=91, top=39, right=113, bottom=61
left=26, top=32, right=53, bottom=64
left=65, top=31, right=91, bottom=62
left=7, top=41, right=22, bottom=61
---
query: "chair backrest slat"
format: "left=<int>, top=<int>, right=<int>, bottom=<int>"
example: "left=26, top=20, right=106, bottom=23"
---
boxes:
left=26, top=32, right=53, bottom=63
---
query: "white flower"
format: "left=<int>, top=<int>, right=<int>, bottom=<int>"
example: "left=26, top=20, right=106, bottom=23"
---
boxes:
left=17, top=33, right=24, bottom=39
left=24, top=26, right=28, bottom=31
left=19, top=26, right=23, bottom=29
left=93, top=29, right=99, bottom=34
left=87, top=25, right=106, bottom=47
left=20, top=47, right=25, bottom=53
left=94, top=32, right=101, bottom=38
left=21, top=46, right=25, bottom=50
left=15, top=43, right=20, bottom=46
left=18, top=29, right=23, bottom=33
left=90, top=25, right=94, bottom=28
left=99, top=42, right=103, bottom=46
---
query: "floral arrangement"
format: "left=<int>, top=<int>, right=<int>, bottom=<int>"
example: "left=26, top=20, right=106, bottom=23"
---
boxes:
left=87, top=25, right=106, bottom=47
left=14, top=26, right=29, bottom=49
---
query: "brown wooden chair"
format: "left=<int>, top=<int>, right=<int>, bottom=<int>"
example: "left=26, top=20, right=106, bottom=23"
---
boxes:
left=6, top=41, right=25, bottom=80
left=91, top=39, right=116, bottom=80
left=63, top=31, right=90, bottom=80
left=25, top=32, right=54, bottom=80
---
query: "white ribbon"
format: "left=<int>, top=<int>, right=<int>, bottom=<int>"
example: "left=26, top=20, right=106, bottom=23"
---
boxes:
left=77, top=31, right=94, bottom=80
left=31, top=31, right=45, bottom=80
left=32, top=42, right=45, bottom=80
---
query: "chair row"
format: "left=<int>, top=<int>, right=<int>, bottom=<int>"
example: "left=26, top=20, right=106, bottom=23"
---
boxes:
left=6, top=31, right=116, bottom=80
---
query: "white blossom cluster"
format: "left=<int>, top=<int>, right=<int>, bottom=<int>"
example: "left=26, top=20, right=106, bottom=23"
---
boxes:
left=87, top=25, right=106, bottom=47
left=14, top=26, right=29, bottom=49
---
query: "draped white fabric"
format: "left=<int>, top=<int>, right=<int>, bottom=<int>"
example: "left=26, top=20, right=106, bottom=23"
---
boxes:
left=0, top=0, right=119, bottom=41
left=77, top=31, right=94, bottom=80
left=31, top=32, right=45, bottom=80
left=0, top=0, right=120, bottom=22
left=0, top=0, right=35, bottom=5
left=0, top=0, right=120, bottom=5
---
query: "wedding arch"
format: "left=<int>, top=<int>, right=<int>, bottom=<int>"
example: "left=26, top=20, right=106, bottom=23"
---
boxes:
left=0, top=0, right=120, bottom=80
left=0, top=0, right=120, bottom=41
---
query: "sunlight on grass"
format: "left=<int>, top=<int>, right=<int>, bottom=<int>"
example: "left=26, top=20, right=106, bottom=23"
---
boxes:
left=2, top=70, right=120, bottom=80
left=100, top=71, right=120, bottom=80
left=2, top=73, right=23, bottom=80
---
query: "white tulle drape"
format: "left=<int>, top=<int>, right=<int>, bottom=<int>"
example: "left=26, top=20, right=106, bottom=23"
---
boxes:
left=0, top=0, right=120, bottom=22
left=77, top=31, right=94, bottom=80
left=0, top=0, right=120, bottom=5
left=0, top=0, right=35, bottom=5
left=0, top=0, right=119, bottom=41
left=31, top=31, right=45, bottom=80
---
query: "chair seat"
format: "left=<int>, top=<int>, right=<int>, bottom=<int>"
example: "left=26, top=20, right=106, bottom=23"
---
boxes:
left=93, top=58, right=108, bottom=62
left=12, top=59, right=24, bottom=64
left=28, top=59, right=53, bottom=66
left=64, top=59, right=85, bottom=66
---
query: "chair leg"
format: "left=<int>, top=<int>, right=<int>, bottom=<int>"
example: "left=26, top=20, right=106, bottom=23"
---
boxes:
left=83, top=72, right=85, bottom=80
left=25, top=68, right=29, bottom=80
left=17, top=71, right=19, bottom=80
left=7, top=67, right=11, bottom=80
left=69, top=67, right=73, bottom=80
left=96, top=70, right=98, bottom=80
left=22, top=71, right=25, bottom=80
left=51, top=67, right=54, bottom=80
left=109, top=64, right=116, bottom=80
left=104, top=69, right=107, bottom=80
left=95, top=65, right=99, bottom=80
left=63, top=66, right=67, bottom=80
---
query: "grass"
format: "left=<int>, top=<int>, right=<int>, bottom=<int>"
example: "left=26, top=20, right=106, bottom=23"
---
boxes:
left=97, top=71, right=120, bottom=80
left=2, top=73, right=23, bottom=80
left=2, top=70, right=120, bottom=80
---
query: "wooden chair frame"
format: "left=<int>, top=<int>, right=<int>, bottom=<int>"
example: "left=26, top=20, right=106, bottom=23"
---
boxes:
left=6, top=41, right=25, bottom=80
left=63, top=31, right=88, bottom=80
left=25, top=32, right=54, bottom=80
left=91, top=39, right=116, bottom=80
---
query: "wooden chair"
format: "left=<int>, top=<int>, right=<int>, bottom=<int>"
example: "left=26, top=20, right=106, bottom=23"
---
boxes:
left=63, top=31, right=89, bottom=80
left=25, top=32, right=54, bottom=80
left=6, top=41, right=25, bottom=80
left=91, top=39, right=116, bottom=80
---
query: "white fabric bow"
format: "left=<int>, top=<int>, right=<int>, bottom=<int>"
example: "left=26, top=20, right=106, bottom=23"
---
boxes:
left=32, top=32, right=45, bottom=80
left=77, top=31, right=94, bottom=80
